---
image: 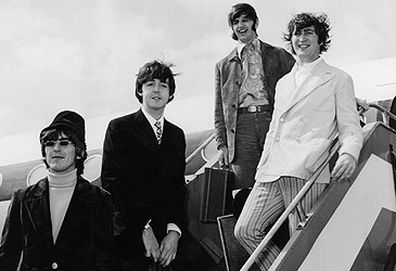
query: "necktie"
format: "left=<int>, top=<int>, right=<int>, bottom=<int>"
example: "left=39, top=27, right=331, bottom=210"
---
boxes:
left=154, top=121, right=162, bottom=144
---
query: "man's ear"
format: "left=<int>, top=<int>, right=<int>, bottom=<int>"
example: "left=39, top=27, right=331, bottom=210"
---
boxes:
left=255, top=18, right=259, bottom=30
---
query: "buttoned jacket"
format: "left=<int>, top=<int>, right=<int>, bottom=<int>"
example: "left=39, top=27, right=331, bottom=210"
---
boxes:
left=255, top=59, right=363, bottom=183
left=214, top=40, right=295, bottom=162
left=101, top=109, right=186, bottom=257
left=0, top=177, right=113, bottom=271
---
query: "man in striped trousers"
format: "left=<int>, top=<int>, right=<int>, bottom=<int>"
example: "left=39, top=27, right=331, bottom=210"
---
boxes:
left=234, top=12, right=363, bottom=270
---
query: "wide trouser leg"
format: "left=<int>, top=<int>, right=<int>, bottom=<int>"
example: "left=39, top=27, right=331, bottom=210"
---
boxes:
left=235, top=177, right=327, bottom=270
left=234, top=181, right=284, bottom=271
left=278, top=177, right=327, bottom=235
left=232, top=111, right=271, bottom=189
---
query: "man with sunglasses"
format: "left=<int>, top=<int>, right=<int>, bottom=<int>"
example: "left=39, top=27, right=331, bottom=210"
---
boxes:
left=0, top=110, right=113, bottom=270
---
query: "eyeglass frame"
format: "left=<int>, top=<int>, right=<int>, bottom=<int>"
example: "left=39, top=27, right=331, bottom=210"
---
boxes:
left=43, top=138, right=74, bottom=148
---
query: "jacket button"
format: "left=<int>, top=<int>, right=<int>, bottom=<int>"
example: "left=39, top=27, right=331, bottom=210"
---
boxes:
left=231, top=104, right=236, bottom=108
left=230, top=129, right=235, bottom=133
left=235, top=80, right=241, bottom=87
left=280, top=117, right=284, bottom=122
left=51, top=262, right=58, bottom=270
left=275, top=137, right=280, bottom=142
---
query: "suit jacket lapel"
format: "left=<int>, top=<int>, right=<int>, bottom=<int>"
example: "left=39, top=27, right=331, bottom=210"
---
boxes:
left=55, top=178, right=94, bottom=246
left=23, top=179, right=53, bottom=244
left=135, top=109, right=159, bottom=146
left=283, top=60, right=334, bottom=113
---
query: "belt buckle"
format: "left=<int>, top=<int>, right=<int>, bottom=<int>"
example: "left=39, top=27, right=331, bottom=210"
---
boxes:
left=247, top=105, right=257, bottom=113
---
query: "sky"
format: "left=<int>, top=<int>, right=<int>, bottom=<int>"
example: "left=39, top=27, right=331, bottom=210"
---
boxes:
left=1, top=0, right=396, bottom=140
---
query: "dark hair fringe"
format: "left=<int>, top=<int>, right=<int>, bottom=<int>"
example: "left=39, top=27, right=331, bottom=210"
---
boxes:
left=40, top=128, right=87, bottom=176
left=228, top=3, right=258, bottom=41
left=134, top=59, right=179, bottom=103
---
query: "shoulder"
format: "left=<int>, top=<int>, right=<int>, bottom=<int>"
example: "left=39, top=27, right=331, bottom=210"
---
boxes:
left=259, top=40, right=295, bottom=67
left=109, top=111, right=138, bottom=127
left=260, top=40, right=287, bottom=54
left=78, top=177, right=111, bottom=199
left=106, top=111, right=142, bottom=135
left=216, top=48, right=238, bottom=67
left=13, top=178, right=47, bottom=201
left=326, top=63, right=353, bottom=82
left=165, top=120, right=185, bottom=137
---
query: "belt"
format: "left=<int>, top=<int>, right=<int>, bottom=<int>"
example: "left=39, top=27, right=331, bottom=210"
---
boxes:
left=238, top=104, right=272, bottom=114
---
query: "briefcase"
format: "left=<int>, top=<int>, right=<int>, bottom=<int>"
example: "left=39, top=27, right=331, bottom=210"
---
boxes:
left=200, top=167, right=234, bottom=223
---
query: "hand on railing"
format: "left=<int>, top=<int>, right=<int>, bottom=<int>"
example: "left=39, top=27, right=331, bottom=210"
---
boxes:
left=356, top=97, right=370, bottom=113
left=330, top=153, right=357, bottom=182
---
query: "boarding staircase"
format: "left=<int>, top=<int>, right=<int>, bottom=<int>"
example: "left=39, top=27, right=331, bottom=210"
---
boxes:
left=184, top=103, right=396, bottom=271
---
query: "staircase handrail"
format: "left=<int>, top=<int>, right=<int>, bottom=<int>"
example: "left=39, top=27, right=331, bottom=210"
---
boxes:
left=241, top=106, right=376, bottom=270
left=368, top=102, right=396, bottom=123
left=240, top=136, right=341, bottom=271
left=186, top=133, right=216, bottom=164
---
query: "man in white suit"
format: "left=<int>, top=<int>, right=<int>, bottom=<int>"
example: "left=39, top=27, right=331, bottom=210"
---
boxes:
left=234, top=12, right=363, bottom=270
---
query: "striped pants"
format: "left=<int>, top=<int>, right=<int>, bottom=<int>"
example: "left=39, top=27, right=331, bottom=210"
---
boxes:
left=234, top=177, right=327, bottom=271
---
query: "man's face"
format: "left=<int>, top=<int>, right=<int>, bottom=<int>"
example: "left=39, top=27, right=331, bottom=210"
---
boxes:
left=44, top=132, right=76, bottom=174
left=232, top=14, right=256, bottom=43
left=141, top=78, right=170, bottom=113
left=292, top=25, right=320, bottom=63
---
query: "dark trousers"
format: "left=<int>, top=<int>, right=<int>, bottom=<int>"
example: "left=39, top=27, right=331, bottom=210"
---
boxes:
left=232, top=111, right=272, bottom=189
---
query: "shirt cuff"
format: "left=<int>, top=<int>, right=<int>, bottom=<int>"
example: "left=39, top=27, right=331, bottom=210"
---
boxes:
left=167, top=223, right=181, bottom=236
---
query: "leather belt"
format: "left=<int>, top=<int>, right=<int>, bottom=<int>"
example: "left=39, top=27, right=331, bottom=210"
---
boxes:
left=238, top=104, right=272, bottom=114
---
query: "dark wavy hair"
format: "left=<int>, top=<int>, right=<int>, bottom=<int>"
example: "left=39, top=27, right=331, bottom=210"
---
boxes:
left=135, top=60, right=177, bottom=103
left=40, top=128, right=87, bottom=176
left=228, top=3, right=258, bottom=41
left=283, top=12, right=331, bottom=54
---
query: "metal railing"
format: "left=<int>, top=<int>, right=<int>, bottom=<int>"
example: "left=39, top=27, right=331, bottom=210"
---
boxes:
left=185, top=133, right=216, bottom=164
left=240, top=104, right=396, bottom=270
left=368, top=102, right=396, bottom=126
left=240, top=136, right=341, bottom=271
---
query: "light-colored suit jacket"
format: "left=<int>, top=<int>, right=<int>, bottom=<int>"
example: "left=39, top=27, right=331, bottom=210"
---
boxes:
left=255, top=59, right=363, bottom=183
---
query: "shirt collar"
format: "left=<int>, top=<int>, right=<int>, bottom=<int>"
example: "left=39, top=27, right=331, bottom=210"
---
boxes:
left=141, top=107, right=164, bottom=129
left=237, top=37, right=259, bottom=59
left=295, top=56, right=323, bottom=73
left=47, top=168, right=77, bottom=187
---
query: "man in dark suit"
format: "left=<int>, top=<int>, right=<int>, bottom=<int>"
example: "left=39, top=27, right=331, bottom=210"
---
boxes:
left=0, top=110, right=113, bottom=271
left=215, top=3, right=295, bottom=189
left=101, top=60, right=186, bottom=270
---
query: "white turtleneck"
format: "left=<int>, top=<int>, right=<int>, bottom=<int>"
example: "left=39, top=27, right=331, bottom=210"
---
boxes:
left=294, top=56, right=323, bottom=89
left=47, top=168, right=77, bottom=243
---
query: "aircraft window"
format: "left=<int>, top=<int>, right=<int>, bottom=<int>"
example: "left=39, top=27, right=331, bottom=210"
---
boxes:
left=82, top=154, right=102, bottom=183
left=26, top=164, right=47, bottom=186
left=202, top=140, right=217, bottom=162
left=0, top=172, right=2, bottom=187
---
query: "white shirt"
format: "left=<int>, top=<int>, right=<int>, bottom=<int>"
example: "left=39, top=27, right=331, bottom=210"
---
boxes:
left=141, top=107, right=182, bottom=236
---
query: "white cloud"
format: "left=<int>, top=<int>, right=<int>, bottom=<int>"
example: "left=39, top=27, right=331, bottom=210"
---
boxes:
left=0, top=0, right=395, bottom=140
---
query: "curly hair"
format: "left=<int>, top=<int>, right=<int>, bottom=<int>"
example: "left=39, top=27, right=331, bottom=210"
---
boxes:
left=283, top=12, right=331, bottom=54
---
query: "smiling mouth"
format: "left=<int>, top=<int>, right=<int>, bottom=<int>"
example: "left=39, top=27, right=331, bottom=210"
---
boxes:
left=298, top=44, right=310, bottom=49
